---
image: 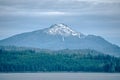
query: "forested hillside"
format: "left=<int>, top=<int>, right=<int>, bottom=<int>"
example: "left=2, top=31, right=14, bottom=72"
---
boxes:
left=0, top=46, right=120, bottom=72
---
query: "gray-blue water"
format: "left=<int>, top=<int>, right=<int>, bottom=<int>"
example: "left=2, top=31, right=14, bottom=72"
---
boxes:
left=0, top=73, right=120, bottom=80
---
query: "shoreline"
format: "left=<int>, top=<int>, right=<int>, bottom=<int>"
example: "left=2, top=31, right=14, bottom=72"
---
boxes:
left=0, top=71, right=120, bottom=73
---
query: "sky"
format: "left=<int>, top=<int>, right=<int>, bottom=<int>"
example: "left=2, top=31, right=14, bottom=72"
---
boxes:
left=0, top=0, right=120, bottom=46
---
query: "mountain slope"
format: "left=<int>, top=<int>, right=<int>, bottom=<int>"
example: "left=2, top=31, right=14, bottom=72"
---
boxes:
left=0, top=23, right=120, bottom=56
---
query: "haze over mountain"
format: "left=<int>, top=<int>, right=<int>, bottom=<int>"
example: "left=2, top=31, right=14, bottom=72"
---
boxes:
left=0, top=23, right=120, bottom=56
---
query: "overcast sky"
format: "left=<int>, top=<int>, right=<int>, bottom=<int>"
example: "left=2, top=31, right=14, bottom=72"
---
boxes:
left=0, top=0, right=120, bottom=46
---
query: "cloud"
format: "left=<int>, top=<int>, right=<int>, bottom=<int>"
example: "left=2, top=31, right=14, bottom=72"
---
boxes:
left=0, top=1, right=120, bottom=17
left=1, top=0, right=120, bottom=9
left=0, top=10, right=69, bottom=16
left=76, top=0, right=120, bottom=2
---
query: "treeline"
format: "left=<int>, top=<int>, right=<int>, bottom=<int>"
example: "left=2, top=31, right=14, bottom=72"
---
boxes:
left=0, top=46, right=120, bottom=72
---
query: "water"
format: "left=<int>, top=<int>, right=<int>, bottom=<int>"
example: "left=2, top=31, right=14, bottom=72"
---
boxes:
left=0, top=73, right=120, bottom=80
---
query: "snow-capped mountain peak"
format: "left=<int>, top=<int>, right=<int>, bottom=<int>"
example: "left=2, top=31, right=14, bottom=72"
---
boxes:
left=45, top=23, right=82, bottom=38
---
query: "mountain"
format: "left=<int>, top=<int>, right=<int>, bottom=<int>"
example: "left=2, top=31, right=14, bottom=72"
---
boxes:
left=0, top=23, right=120, bottom=56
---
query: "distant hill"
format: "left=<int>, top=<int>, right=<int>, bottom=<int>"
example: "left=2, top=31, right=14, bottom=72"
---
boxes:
left=0, top=46, right=120, bottom=72
left=0, top=23, right=120, bottom=56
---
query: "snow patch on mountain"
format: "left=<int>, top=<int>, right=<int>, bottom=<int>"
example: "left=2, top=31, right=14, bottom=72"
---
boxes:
left=45, top=23, right=82, bottom=38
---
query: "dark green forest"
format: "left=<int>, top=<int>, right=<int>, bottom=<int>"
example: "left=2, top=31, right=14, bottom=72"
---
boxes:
left=0, top=46, right=120, bottom=72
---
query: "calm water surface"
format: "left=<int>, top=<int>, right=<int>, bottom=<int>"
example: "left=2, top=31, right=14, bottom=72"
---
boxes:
left=0, top=73, right=120, bottom=80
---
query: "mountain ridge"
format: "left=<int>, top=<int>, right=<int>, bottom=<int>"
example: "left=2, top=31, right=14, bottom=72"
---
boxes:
left=0, top=23, right=120, bottom=56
